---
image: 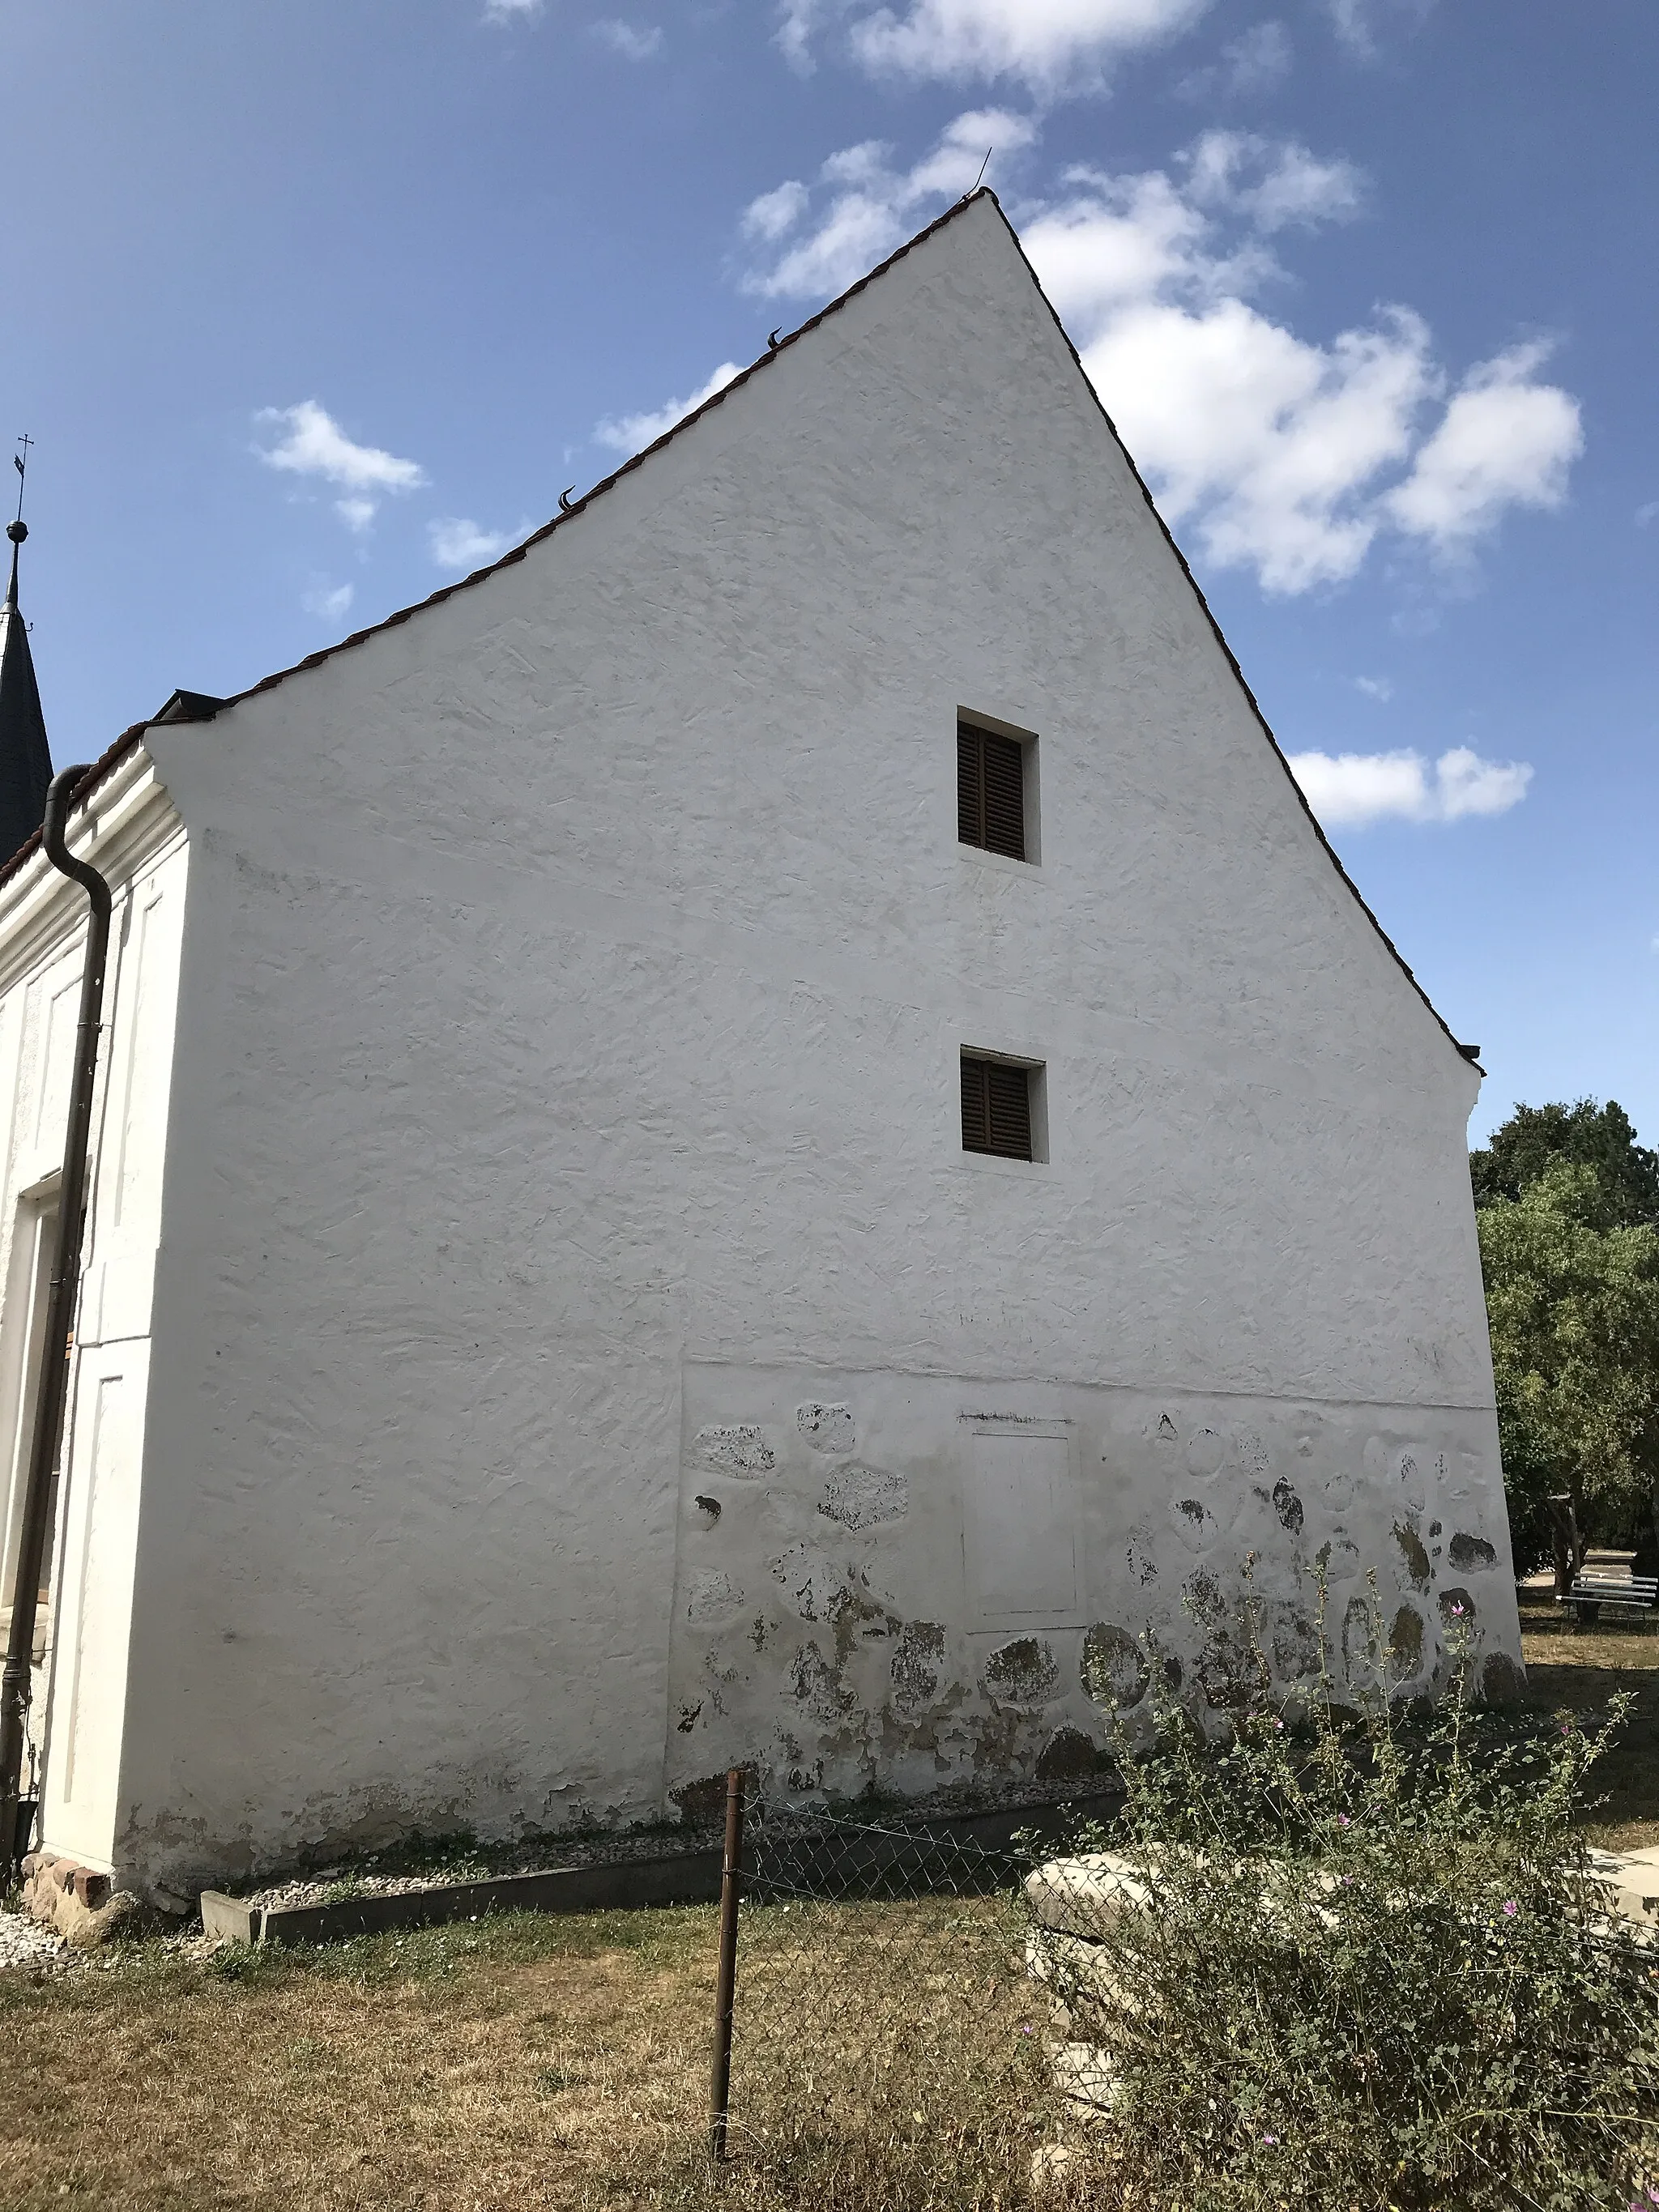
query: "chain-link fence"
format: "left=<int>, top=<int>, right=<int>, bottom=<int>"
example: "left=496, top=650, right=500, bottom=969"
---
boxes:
left=703, top=1776, right=1115, bottom=2203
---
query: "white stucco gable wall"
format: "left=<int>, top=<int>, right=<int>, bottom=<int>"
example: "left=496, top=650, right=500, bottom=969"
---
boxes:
left=116, top=194, right=1512, bottom=1893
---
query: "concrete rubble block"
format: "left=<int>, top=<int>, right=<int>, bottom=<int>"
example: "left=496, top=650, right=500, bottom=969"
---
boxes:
left=1585, top=1848, right=1659, bottom=1931
left=1050, top=2039, right=1119, bottom=2120
left=1024, top=1852, right=1151, bottom=1937
left=1026, top=1928, right=1144, bottom=2033
left=20, top=1852, right=134, bottom=1946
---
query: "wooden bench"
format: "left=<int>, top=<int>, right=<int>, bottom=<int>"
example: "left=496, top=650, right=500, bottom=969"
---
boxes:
left=1557, top=1573, right=1658, bottom=1626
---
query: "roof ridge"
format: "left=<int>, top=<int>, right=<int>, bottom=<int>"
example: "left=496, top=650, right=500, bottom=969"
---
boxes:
left=0, top=188, right=1487, bottom=1072
left=0, top=189, right=996, bottom=897
left=225, top=188, right=999, bottom=714
left=987, top=203, right=1481, bottom=1075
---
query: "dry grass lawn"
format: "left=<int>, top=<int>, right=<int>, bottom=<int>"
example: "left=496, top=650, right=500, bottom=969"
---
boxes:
left=1, top=1602, right=1653, bottom=2210
left=0, top=1908, right=722, bottom=2212
left=1517, top=1581, right=1659, bottom=1850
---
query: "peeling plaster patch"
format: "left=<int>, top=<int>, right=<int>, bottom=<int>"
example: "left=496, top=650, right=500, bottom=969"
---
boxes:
left=693, top=1494, right=722, bottom=1526
left=1388, top=1605, right=1425, bottom=1684
left=1239, top=1433, right=1270, bottom=1478
left=1439, top=1586, right=1477, bottom=1630
left=817, top=1462, right=908, bottom=1531
left=1157, top=1413, right=1178, bottom=1441
left=695, top=1425, right=775, bottom=1477
left=1271, top=1478, right=1304, bottom=1534
left=1183, top=1568, right=1228, bottom=1630
left=797, top=1402, right=855, bottom=1454
left=890, top=1621, right=945, bottom=1711
left=1342, top=1595, right=1379, bottom=1686
left=769, top=1544, right=864, bottom=1622
left=1392, top=1520, right=1431, bottom=1592
left=1480, top=1652, right=1525, bottom=1705
left=1267, top=1600, right=1320, bottom=1682
left=672, top=1771, right=745, bottom=1823
left=984, top=1636, right=1059, bottom=1705
left=1318, top=1537, right=1362, bottom=1584
left=1171, top=1494, right=1222, bottom=1551
left=791, top=1639, right=856, bottom=1722
left=1186, top=1428, right=1226, bottom=1479
left=1126, top=1525, right=1159, bottom=1584
left=1448, top=1532, right=1497, bottom=1572
left=1197, top=1631, right=1255, bottom=1710
left=1036, top=1726, right=1101, bottom=1779
left=676, top=1701, right=703, bottom=1733
left=685, top=1569, right=741, bottom=1621
left=1397, top=1451, right=1427, bottom=1511
left=1081, top=1623, right=1148, bottom=1710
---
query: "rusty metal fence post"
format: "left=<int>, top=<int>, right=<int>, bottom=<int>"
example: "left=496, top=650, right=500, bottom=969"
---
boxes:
left=708, top=1767, right=746, bottom=2162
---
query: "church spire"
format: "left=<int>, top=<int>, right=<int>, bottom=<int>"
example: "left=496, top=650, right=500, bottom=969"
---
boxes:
left=0, top=440, right=53, bottom=864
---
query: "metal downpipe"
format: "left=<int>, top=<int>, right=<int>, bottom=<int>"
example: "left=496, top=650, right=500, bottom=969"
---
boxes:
left=0, top=766, right=112, bottom=1869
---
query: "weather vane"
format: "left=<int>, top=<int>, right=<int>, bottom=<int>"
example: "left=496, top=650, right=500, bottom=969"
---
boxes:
left=11, top=435, right=31, bottom=537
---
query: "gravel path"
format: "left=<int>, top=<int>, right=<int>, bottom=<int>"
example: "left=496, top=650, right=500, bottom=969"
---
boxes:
left=0, top=1908, right=66, bottom=1971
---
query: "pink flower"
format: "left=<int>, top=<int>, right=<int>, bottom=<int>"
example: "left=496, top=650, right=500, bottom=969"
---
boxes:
left=1502, top=1901, right=1518, bottom=1917
left=1337, top=1815, right=1350, bottom=1827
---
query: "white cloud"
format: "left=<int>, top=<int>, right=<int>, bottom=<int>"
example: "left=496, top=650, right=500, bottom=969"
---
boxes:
left=428, top=516, right=534, bottom=571
left=1287, top=744, right=1531, bottom=827
left=1178, top=19, right=1291, bottom=100
left=740, top=122, right=1582, bottom=593
left=781, top=0, right=1209, bottom=92
left=301, top=581, right=355, bottom=624
left=1384, top=343, right=1582, bottom=552
left=593, top=18, right=663, bottom=57
left=744, top=181, right=812, bottom=245
left=858, top=0, right=1209, bottom=89
left=484, top=0, right=543, bottom=19
left=776, top=0, right=822, bottom=70
left=1354, top=676, right=1392, bottom=701
left=256, top=402, right=426, bottom=533
left=1327, top=0, right=1434, bottom=57
left=741, top=110, right=1036, bottom=300
left=594, top=363, right=746, bottom=455
left=1182, top=131, right=1363, bottom=230
left=1637, top=501, right=1659, bottom=528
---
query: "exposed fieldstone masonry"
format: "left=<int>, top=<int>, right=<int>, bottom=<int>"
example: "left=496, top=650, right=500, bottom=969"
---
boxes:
left=663, top=1366, right=1517, bottom=1812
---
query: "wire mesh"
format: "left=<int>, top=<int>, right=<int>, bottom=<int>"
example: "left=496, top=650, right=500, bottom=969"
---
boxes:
left=719, top=1796, right=1063, bottom=2176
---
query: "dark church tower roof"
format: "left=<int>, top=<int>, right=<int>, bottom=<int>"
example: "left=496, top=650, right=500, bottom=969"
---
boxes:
left=0, top=518, right=53, bottom=866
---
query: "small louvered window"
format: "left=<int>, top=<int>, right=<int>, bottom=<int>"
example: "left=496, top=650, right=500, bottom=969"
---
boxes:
left=957, top=720, right=1026, bottom=859
left=962, top=1055, right=1034, bottom=1161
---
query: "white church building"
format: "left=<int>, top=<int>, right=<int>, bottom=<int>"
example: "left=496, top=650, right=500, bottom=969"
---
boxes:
left=0, top=192, right=1521, bottom=1902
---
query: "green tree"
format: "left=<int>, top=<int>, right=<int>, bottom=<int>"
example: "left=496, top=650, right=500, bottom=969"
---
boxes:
left=1470, top=1096, right=1659, bottom=1225
left=1477, top=1161, right=1659, bottom=1570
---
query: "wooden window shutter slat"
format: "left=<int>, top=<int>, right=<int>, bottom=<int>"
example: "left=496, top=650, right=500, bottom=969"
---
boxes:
left=957, top=722, right=1026, bottom=860
left=961, top=1055, right=1033, bottom=1161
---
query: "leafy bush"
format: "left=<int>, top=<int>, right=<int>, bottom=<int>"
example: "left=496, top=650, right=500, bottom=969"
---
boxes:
left=1035, top=1587, right=1659, bottom=2212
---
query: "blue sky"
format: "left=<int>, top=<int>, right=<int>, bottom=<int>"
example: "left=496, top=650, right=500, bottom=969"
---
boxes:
left=2, top=0, right=1653, bottom=1145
